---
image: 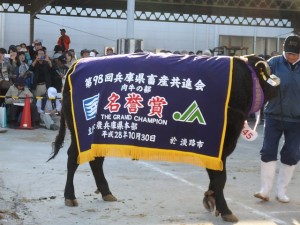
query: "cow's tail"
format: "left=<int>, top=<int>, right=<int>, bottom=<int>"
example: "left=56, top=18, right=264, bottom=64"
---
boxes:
left=47, top=107, right=66, bottom=161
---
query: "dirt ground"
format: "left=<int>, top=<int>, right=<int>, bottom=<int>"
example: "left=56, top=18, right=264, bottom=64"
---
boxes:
left=0, top=122, right=300, bottom=225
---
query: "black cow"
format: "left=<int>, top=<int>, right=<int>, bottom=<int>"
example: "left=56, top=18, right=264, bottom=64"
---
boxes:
left=48, top=54, right=279, bottom=223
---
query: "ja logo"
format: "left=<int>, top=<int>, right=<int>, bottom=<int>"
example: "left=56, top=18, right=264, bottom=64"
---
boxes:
left=83, top=94, right=99, bottom=120
left=172, top=101, right=206, bottom=125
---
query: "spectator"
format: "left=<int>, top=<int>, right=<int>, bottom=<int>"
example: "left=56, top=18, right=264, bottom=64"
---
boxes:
left=57, top=29, right=71, bottom=52
left=36, top=87, right=61, bottom=130
left=271, top=51, right=279, bottom=57
left=89, top=51, right=96, bottom=57
left=64, top=50, right=76, bottom=67
left=0, top=48, right=9, bottom=81
left=29, top=48, right=53, bottom=97
left=90, top=49, right=99, bottom=57
left=52, top=55, right=68, bottom=93
left=28, top=39, right=43, bottom=61
left=254, top=35, right=300, bottom=203
left=180, top=50, right=188, bottom=55
left=196, top=50, right=203, bottom=55
left=80, top=49, right=90, bottom=58
left=0, top=48, right=10, bottom=106
left=17, top=51, right=33, bottom=89
left=105, top=47, right=114, bottom=56
left=19, top=44, right=32, bottom=65
left=7, top=45, right=19, bottom=83
left=68, top=49, right=77, bottom=61
left=202, top=49, right=212, bottom=56
left=5, top=77, right=39, bottom=128
left=20, top=43, right=27, bottom=49
left=53, top=45, right=64, bottom=59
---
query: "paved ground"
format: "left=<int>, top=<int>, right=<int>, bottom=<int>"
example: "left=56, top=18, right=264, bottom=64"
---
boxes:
left=0, top=121, right=299, bottom=225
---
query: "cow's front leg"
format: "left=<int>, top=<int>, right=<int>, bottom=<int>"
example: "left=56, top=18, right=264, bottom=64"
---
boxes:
left=64, top=151, right=79, bottom=207
left=205, top=160, right=238, bottom=222
left=90, top=157, right=117, bottom=202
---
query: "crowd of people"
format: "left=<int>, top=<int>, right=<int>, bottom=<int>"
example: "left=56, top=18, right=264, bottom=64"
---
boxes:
left=0, top=28, right=131, bottom=131
left=0, top=29, right=76, bottom=130
left=0, top=27, right=215, bottom=131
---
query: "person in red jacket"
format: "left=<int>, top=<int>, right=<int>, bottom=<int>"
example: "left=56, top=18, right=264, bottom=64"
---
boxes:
left=57, top=29, right=71, bottom=52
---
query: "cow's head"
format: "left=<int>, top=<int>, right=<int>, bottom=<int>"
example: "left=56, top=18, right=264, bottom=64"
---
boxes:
left=241, top=55, right=280, bottom=103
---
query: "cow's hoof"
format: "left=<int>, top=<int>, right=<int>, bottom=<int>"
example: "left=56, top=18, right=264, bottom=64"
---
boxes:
left=65, top=199, right=79, bottom=207
left=254, top=192, right=269, bottom=201
left=203, top=190, right=215, bottom=212
left=94, top=189, right=100, bottom=194
left=222, top=214, right=239, bottom=223
left=203, top=196, right=215, bottom=212
left=102, top=194, right=117, bottom=202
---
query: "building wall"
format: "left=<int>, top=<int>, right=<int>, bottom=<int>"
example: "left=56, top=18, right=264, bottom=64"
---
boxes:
left=0, top=13, right=293, bottom=57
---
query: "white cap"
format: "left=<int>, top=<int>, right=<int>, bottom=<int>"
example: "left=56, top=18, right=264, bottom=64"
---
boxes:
left=47, top=87, right=58, bottom=98
left=53, top=53, right=62, bottom=59
left=34, top=38, right=43, bottom=44
left=89, top=51, right=96, bottom=57
left=202, top=49, right=212, bottom=56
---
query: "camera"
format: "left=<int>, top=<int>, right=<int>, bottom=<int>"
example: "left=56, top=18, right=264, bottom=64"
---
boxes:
left=40, top=56, right=45, bottom=60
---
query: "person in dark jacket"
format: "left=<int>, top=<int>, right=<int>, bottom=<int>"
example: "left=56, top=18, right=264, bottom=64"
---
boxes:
left=254, top=35, right=300, bottom=203
left=29, top=49, right=53, bottom=97
left=5, top=77, right=39, bottom=128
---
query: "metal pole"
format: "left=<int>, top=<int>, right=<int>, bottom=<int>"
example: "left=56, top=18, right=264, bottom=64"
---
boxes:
left=126, top=0, right=135, bottom=39
left=30, top=15, right=35, bottom=44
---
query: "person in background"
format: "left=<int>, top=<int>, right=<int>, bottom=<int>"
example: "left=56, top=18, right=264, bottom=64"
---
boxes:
left=105, top=47, right=114, bottom=56
left=90, top=49, right=99, bottom=57
left=19, top=44, right=32, bottom=65
left=80, top=49, right=90, bottom=58
left=254, top=35, right=300, bottom=203
left=7, top=45, right=19, bottom=83
left=202, top=49, right=212, bottom=56
left=5, top=77, right=39, bottom=128
left=271, top=51, right=279, bottom=57
left=68, top=49, right=77, bottom=61
left=64, top=50, right=75, bottom=67
left=29, top=48, right=53, bottom=97
left=0, top=48, right=9, bottom=81
left=52, top=54, right=68, bottom=92
left=53, top=45, right=64, bottom=59
left=89, top=51, right=96, bottom=57
left=17, top=51, right=33, bottom=89
left=0, top=48, right=10, bottom=105
left=57, top=29, right=71, bottom=52
left=28, top=39, right=43, bottom=61
left=36, top=87, right=61, bottom=130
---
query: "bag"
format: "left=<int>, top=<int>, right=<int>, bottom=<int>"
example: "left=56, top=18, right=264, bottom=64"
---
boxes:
left=0, top=104, right=7, bottom=128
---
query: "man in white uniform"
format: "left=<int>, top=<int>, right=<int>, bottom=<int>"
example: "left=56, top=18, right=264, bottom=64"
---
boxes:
left=36, top=87, right=61, bottom=130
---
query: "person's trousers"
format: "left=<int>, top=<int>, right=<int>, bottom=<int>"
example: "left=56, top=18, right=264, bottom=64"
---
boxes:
left=260, top=118, right=300, bottom=165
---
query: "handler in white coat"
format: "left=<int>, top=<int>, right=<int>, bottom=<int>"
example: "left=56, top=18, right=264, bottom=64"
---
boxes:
left=36, top=87, right=61, bottom=130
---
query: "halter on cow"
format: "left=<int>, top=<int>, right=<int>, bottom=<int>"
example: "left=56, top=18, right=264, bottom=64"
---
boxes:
left=48, top=53, right=279, bottom=223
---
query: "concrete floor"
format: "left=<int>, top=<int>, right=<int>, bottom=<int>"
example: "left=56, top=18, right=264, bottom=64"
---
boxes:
left=0, top=122, right=299, bottom=225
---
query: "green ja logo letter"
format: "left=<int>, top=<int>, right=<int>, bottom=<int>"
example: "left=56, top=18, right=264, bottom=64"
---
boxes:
left=172, top=101, right=206, bottom=125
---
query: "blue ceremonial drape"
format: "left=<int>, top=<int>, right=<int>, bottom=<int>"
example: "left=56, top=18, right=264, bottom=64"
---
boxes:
left=68, top=53, right=232, bottom=170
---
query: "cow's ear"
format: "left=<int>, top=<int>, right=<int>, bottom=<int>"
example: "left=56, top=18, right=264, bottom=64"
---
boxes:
left=254, top=61, right=270, bottom=81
